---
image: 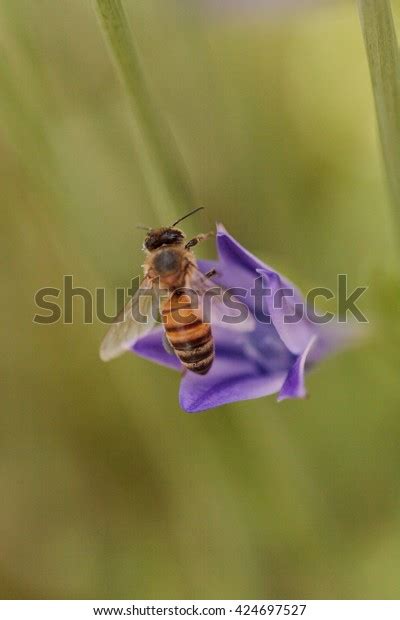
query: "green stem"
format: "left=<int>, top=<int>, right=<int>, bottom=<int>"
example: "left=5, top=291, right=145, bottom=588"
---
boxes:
left=94, top=0, right=195, bottom=224
left=358, top=0, right=400, bottom=245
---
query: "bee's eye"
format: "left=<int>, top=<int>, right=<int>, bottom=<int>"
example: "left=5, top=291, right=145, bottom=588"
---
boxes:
left=144, top=236, right=155, bottom=250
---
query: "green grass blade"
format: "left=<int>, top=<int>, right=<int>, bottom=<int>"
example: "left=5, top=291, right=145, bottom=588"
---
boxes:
left=358, top=0, right=400, bottom=248
left=94, top=0, right=196, bottom=224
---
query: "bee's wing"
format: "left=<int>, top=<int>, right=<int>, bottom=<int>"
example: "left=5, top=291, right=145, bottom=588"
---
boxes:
left=186, top=264, right=255, bottom=331
left=99, top=277, right=167, bottom=362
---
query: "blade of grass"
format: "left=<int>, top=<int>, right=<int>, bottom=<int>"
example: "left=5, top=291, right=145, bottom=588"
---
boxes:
left=358, top=0, right=400, bottom=250
left=94, top=0, right=196, bottom=224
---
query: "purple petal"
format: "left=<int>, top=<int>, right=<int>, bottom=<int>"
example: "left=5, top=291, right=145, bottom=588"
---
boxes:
left=180, top=356, right=287, bottom=413
left=197, top=259, right=218, bottom=275
left=278, top=335, right=317, bottom=401
left=179, top=323, right=293, bottom=412
left=211, top=223, right=276, bottom=293
left=210, top=225, right=317, bottom=355
left=132, top=327, right=181, bottom=370
left=211, top=224, right=306, bottom=312
left=258, top=268, right=316, bottom=355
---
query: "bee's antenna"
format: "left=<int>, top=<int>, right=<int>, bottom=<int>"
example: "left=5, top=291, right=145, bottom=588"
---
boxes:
left=171, top=206, right=204, bottom=228
left=136, top=224, right=151, bottom=231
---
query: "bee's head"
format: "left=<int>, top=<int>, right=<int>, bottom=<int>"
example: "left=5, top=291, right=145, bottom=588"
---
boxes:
left=140, top=206, right=204, bottom=251
left=143, top=227, right=185, bottom=251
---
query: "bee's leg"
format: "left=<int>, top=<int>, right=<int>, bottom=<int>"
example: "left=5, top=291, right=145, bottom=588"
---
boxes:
left=185, top=231, right=214, bottom=250
left=162, top=332, right=175, bottom=356
left=204, top=268, right=217, bottom=279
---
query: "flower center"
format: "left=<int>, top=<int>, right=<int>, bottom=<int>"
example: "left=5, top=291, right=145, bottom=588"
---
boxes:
left=243, top=326, right=294, bottom=376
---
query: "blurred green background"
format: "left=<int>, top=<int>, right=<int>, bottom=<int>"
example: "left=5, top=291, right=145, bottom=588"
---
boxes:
left=2, top=0, right=400, bottom=599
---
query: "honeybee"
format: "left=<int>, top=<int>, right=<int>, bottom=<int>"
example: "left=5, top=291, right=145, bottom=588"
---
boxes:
left=100, top=207, right=219, bottom=375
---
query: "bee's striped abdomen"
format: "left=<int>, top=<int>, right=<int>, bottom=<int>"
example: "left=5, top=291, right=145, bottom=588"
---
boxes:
left=162, top=292, right=214, bottom=375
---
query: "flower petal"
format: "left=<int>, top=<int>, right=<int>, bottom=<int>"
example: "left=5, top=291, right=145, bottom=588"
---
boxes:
left=197, top=259, right=218, bottom=275
left=180, top=355, right=287, bottom=413
left=211, top=225, right=317, bottom=355
left=197, top=258, right=255, bottom=332
left=179, top=323, right=291, bottom=412
left=277, top=335, right=317, bottom=401
left=258, top=268, right=315, bottom=355
left=211, top=223, right=276, bottom=292
left=132, top=327, right=181, bottom=370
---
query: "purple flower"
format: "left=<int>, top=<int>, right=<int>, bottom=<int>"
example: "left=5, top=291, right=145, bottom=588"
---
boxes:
left=132, top=224, right=349, bottom=413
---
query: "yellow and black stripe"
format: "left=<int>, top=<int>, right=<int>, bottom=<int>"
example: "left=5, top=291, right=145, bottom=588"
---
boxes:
left=162, top=292, right=214, bottom=375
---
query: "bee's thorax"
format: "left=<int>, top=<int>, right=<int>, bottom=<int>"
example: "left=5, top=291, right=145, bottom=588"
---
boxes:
left=153, top=248, right=181, bottom=276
